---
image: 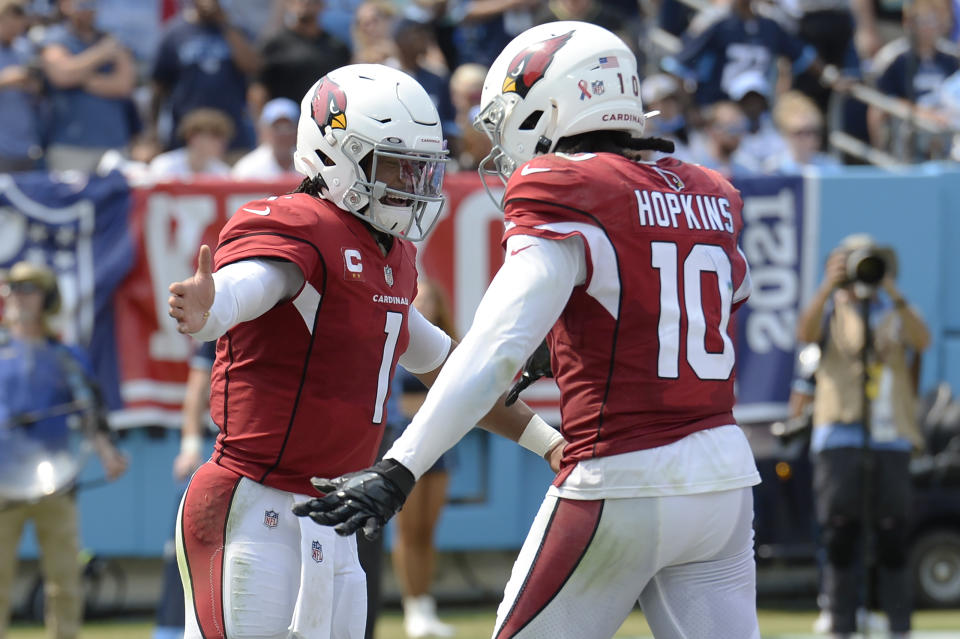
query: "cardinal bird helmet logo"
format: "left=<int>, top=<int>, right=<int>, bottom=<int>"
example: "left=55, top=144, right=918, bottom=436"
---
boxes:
left=502, top=30, right=574, bottom=99
left=311, top=76, right=348, bottom=131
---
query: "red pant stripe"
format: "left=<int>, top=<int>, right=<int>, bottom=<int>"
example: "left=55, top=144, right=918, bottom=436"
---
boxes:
left=180, top=464, right=242, bottom=639
left=495, top=498, right=604, bottom=639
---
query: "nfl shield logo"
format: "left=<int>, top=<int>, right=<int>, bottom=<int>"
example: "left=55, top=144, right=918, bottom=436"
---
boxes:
left=263, top=510, right=279, bottom=528
left=384, top=265, right=394, bottom=287
left=312, top=540, right=323, bottom=563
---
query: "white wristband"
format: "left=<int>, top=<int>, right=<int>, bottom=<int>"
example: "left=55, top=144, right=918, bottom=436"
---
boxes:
left=180, top=433, right=202, bottom=456
left=517, top=415, right=563, bottom=458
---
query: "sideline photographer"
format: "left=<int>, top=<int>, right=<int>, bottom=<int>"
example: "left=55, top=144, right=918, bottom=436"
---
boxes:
left=0, top=261, right=127, bottom=638
left=797, top=235, right=930, bottom=639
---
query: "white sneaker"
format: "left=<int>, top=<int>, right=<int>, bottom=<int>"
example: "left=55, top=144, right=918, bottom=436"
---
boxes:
left=813, top=610, right=832, bottom=634
left=403, top=596, right=456, bottom=638
left=856, top=608, right=888, bottom=633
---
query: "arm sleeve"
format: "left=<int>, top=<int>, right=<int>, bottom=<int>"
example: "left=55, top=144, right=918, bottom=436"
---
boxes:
left=398, top=306, right=452, bottom=374
left=383, top=234, right=584, bottom=478
left=191, top=258, right=304, bottom=342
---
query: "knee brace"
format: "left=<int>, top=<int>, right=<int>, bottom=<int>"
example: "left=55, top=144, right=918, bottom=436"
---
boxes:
left=823, top=520, right=860, bottom=567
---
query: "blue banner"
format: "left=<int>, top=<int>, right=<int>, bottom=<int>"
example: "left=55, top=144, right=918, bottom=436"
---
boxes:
left=0, top=171, right=133, bottom=409
left=732, top=175, right=810, bottom=423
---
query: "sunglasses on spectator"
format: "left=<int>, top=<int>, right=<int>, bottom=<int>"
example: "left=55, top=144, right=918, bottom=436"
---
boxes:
left=787, top=127, right=821, bottom=138
left=714, top=123, right=747, bottom=136
left=6, top=281, right=43, bottom=295
left=2, top=5, right=25, bottom=16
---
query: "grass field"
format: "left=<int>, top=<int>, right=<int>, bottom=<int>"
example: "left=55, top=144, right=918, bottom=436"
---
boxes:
left=7, top=608, right=960, bottom=638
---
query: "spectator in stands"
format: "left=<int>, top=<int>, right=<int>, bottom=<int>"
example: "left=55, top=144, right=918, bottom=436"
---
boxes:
left=687, top=100, right=756, bottom=177
left=727, top=70, right=788, bottom=172
left=129, top=133, right=163, bottom=167
left=657, top=0, right=697, bottom=37
left=780, top=0, right=863, bottom=112
left=797, top=234, right=929, bottom=639
left=448, top=62, right=490, bottom=171
left=0, top=0, right=42, bottom=172
left=232, top=96, right=299, bottom=179
left=219, top=0, right=285, bottom=43
left=853, top=0, right=906, bottom=58
left=95, top=131, right=165, bottom=184
left=447, top=0, right=540, bottom=67
left=394, top=18, right=456, bottom=136
left=765, top=90, right=840, bottom=173
left=937, top=68, right=960, bottom=161
left=533, top=0, right=629, bottom=33
left=151, top=0, right=259, bottom=152
left=0, top=261, right=127, bottom=639
left=39, top=0, right=138, bottom=173
left=868, top=0, right=958, bottom=160
left=248, top=0, right=350, bottom=117
left=149, top=108, right=233, bottom=180
left=533, top=0, right=639, bottom=60
left=388, top=279, right=457, bottom=639
left=663, top=0, right=821, bottom=107
left=403, top=0, right=460, bottom=72
left=640, top=73, right=691, bottom=159
left=351, top=0, right=398, bottom=64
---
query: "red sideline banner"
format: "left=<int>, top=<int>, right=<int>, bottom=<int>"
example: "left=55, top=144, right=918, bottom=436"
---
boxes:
left=110, top=174, right=561, bottom=428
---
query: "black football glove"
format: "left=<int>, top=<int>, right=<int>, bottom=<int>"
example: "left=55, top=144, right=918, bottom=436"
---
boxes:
left=291, top=458, right=416, bottom=540
left=505, top=340, right=553, bottom=407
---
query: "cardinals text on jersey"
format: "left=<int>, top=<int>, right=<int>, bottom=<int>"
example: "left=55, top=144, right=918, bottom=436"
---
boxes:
left=208, top=193, right=419, bottom=494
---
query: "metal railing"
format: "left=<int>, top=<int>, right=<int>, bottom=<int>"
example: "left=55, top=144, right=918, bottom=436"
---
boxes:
left=826, top=78, right=955, bottom=165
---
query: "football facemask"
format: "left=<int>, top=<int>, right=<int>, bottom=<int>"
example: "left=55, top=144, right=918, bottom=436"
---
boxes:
left=474, top=94, right=521, bottom=211
left=344, top=139, right=448, bottom=241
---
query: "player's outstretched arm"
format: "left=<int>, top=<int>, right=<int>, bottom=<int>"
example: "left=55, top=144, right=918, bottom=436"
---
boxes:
left=168, top=246, right=304, bottom=341
left=168, top=245, right=215, bottom=335
left=400, top=305, right=565, bottom=471
left=409, top=342, right=563, bottom=472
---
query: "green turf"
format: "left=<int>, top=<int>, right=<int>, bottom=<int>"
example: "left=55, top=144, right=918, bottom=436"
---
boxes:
left=7, top=608, right=960, bottom=638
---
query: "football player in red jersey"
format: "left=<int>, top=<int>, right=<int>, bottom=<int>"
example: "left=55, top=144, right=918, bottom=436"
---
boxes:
left=166, top=64, right=563, bottom=639
left=296, top=24, right=762, bottom=639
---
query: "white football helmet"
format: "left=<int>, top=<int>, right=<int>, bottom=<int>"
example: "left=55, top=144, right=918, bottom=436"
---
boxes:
left=474, top=22, right=647, bottom=207
left=294, top=64, right=448, bottom=241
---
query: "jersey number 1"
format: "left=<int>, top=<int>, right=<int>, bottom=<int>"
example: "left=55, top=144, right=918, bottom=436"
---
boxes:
left=651, top=242, right=734, bottom=380
left=373, top=311, right=403, bottom=424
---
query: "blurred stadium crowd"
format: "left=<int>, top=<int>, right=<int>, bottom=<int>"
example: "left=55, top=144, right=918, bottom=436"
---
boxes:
left=2, top=0, right=960, bottom=183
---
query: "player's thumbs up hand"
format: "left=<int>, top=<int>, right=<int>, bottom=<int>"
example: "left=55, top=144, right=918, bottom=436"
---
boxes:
left=168, top=245, right=215, bottom=334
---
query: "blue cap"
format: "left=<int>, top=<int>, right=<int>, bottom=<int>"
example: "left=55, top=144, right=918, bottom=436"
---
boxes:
left=260, top=98, right=300, bottom=126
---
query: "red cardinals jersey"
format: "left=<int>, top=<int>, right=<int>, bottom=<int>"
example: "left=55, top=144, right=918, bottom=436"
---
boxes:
left=503, top=153, right=750, bottom=469
left=209, top=193, right=419, bottom=494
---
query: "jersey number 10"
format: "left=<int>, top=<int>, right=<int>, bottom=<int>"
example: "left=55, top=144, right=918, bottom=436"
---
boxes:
left=651, top=242, right=735, bottom=381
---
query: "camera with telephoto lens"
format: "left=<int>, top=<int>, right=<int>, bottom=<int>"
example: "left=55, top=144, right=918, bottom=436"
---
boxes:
left=845, top=247, right=889, bottom=286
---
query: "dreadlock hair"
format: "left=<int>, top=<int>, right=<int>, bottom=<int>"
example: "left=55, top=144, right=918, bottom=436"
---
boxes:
left=292, top=169, right=394, bottom=252
left=291, top=175, right=328, bottom=197
left=553, top=130, right=675, bottom=161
